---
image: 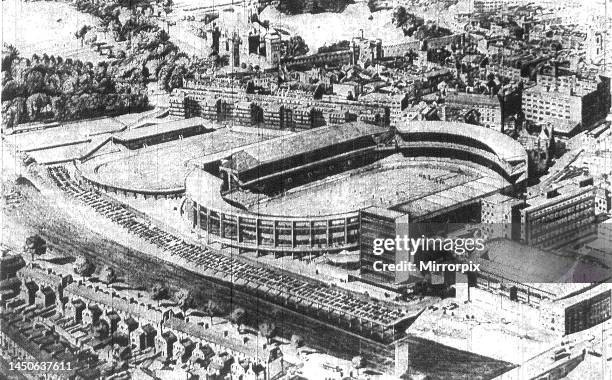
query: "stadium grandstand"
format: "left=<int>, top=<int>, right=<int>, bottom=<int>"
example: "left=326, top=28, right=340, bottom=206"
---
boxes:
left=183, top=121, right=528, bottom=256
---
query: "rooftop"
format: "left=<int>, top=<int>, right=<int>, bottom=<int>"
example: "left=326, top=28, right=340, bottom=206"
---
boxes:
left=395, top=120, right=527, bottom=163
left=476, top=239, right=608, bottom=295
left=116, top=117, right=210, bottom=142
left=64, top=282, right=164, bottom=324
left=164, top=317, right=275, bottom=361
left=225, top=122, right=388, bottom=173
left=79, top=128, right=270, bottom=191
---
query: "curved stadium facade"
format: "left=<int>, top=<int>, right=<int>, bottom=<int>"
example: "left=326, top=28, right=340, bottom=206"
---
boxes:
left=73, top=119, right=527, bottom=255
left=182, top=121, right=528, bottom=255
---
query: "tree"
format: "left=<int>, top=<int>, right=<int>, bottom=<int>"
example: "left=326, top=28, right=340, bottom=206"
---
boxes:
left=352, top=355, right=365, bottom=369
left=151, top=281, right=169, bottom=300
left=246, top=81, right=255, bottom=94
left=290, top=334, right=304, bottom=349
left=313, top=83, right=325, bottom=100
left=213, top=54, right=229, bottom=68
left=73, top=256, right=96, bottom=277
left=92, top=320, right=109, bottom=338
left=99, top=265, right=117, bottom=284
left=367, top=0, right=378, bottom=12
left=174, top=289, right=196, bottom=311
left=1, top=103, right=17, bottom=133
left=25, top=235, right=46, bottom=260
left=204, top=300, right=224, bottom=325
left=258, top=321, right=276, bottom=343
left=228, top=307, right=246, bottom=326
left=75, top=25, right=92, bottom=47
left=393, top=6, right=408, bottom=28
left=284, top=36, right=309, bottom=58
left=24, top=70, right=45, bottom=95
left=1, top=80, right=25, bottom=101
left=2, top=44, right=19, bottom=72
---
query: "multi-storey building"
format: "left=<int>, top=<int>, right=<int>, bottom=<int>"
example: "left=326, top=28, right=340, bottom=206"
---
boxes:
left=522, top=74, right=611, bottom=136
left=169, top=82, right=391, bottom=128
left=480, top=193, right=524, bottom=241
left=443, top=92, right=503, bottom=130
left=359, top=207, right=411, bottom=287
left=472, top=0, right=525, bottom=14
left=520, top=177, right=597, bottom=249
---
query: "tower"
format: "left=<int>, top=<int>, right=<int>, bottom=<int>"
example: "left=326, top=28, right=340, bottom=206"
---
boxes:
left=229, top=33, right=241, bottom=68
left=265, top=32, right=281, bottom=67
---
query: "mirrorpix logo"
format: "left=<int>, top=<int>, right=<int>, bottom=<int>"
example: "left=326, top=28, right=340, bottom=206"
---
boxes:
left=370, top=235, right=484, bottom=273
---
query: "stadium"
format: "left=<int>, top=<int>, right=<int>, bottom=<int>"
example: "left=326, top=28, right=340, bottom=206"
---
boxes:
left=73, top=119, right=528, bottom=256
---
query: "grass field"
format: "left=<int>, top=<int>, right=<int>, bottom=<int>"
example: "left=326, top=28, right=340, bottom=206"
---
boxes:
left=89, top=128, right=272, bottom=190
left=247, top=157, right=480, bottom=217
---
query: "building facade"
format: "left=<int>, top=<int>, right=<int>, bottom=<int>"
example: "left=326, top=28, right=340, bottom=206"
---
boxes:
left=520, top=180, right=597, bottom=249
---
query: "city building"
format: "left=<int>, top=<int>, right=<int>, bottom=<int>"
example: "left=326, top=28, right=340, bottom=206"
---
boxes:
left=169, top=80, right=391, bottom=128
left=472, top=0, right=526, bottom=14
left=520, top=176, right=597, bottom=249
left=444, top=92, right=503, bottom=130
left=480, top=193, right=524, bottom=241
left=522, top=74, right=611, bottom=136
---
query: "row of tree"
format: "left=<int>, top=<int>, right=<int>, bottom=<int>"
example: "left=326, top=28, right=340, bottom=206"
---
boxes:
left=26, top=237, right=371, bottom=363
left=151, top=280, right=283, bottom=344
left=392, top=6, right=452, bottom=39
left=277, top=0, right=353, bottom=15
left=74, top=0, right=220, bottom=93
left=1, top=45, right=149, bottom=131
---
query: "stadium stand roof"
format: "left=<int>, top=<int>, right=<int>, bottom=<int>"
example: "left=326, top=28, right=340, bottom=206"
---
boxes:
left=226, top=122, right=388, bottom=173
left=475, top=239, right=610, bottom=297
left=116, top=117, right=210, bottom=142
left=395, top=120, right=527, bottom=163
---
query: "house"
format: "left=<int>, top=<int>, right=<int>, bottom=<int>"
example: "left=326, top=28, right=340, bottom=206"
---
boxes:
left=65, top=299, right=86, bottom=322
left=261, top=344, right=284, bottom=380
left=155, top=331, right=177, bottom=360
left=131, top=324, right=157, bottom=350
left=35, top=286, right=55, bottom=308
left=173, top=338, right=195, bottom=364
left=118, top=317, right=139, bottom=338
left=207, top=352, right=233, bottom=380
left=230, top=360, right=249, bottom=379
left=21, top=281, right=38, bottom=305
left=246, top=363, right=266, bottom=380
left=101, top=311, right=121, bottom=334
left=82, top=305, right=102, bottom=326
left=189, top=343, right=215, bottom=368
left=101, top=343, right=130, bottom=363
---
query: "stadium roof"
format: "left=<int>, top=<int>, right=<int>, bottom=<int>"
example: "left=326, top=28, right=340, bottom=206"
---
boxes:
left=226, top=122, right=388, bottom=173
left=475, top=239, right=610, bottom=297
left=116, top=117, right=209, bottom=142
left=392, top=172, right=508, bottom=220
left=395, top=121, right=527, bottom=163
